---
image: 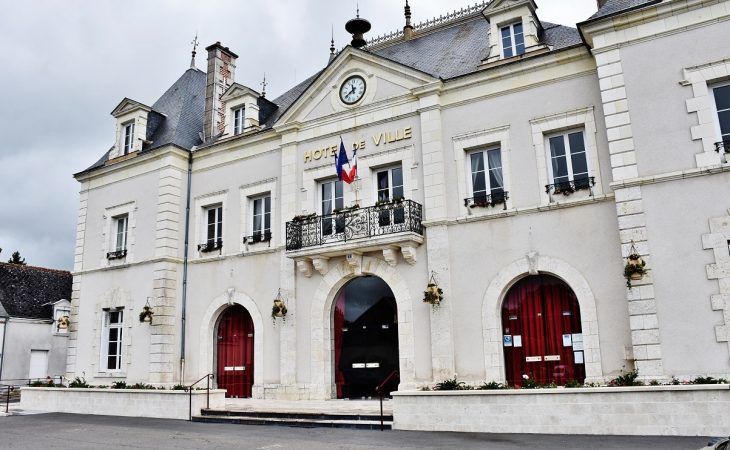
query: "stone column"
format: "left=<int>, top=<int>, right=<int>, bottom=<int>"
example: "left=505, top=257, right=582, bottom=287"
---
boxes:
left=150, top=167, right=183, bottom=385
left=416, top=84, right=456, bottom=381
left=595, top=48, right=664, bottom=379
left=66, top=186, right=89, bottom=378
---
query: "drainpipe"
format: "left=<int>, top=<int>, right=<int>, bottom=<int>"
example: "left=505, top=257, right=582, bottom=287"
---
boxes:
left=180, top=150, right=193, bottom=383
left=0, top=315, right=8, bottom=381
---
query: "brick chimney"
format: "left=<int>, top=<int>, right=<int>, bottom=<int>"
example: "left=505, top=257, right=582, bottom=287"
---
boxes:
left=204, top=42, right=238, bottom=140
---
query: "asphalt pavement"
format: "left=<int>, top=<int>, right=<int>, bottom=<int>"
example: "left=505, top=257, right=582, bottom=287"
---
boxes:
left=0, top=413, right=716, bottom=449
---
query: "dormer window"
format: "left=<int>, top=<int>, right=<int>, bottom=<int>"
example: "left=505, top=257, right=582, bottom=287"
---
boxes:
left=123, top=122, right=135, bottom=155
left=234, top=107, right=245, bottom=135
left=501, top=22, right=525, bottom=58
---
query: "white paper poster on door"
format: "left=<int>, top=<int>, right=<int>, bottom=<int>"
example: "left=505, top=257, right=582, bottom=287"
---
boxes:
left=574, top=351, right=584, bottom=364
left=562, top=334, right=573, bottom=347
left=572, top=334, right=584, bottom=351
left=513, top=335, right=522, bottom=347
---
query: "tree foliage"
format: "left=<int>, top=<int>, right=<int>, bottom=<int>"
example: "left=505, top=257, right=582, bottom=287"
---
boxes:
left=7, top=251, right=26, bottom=265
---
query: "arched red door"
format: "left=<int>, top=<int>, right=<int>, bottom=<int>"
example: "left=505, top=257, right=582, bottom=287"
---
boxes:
left=217, top=305, right=254, bottom=398
left=502, top=275, right=585, bottom=386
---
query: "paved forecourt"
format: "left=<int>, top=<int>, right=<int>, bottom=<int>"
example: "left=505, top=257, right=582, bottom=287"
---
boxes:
left=0, top=413, right=715, bottom=450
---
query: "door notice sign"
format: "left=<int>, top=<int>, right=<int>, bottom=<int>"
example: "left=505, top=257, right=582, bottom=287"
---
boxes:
left=513, top=335, right=522, bottom=347
left=503, top=335, right=513, bottom=347
left=563, top=334, right=573, bottom=347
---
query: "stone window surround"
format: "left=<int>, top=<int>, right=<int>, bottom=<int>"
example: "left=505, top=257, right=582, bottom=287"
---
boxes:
left=101, top=201, right=136, bottom=267
left=52, top=300, right=71, bottom=337
left=239, top=178, right=277, bottom=253
left=199, top=290, right=264, bottom=397
left=309, top=256, right=416, bottom=400
left=681, top=57, right=730, bottom=167
left=530, top=107, right=602, bottom=205
left=453, top=125, right=513, bottom=217
left=482, top=254, right=603, bottom=384
left=194, top=190, right=228, bottom=258
left=93, top=288, right=133, bottom=378
left=301, top=144, right=418, bottom=214
left=702, top=207, right=730, bottom=358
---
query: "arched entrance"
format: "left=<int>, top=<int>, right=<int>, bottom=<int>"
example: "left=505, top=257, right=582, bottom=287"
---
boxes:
left=501, top=275, right=586, bottom=386
left=216, top=305, right=254, bottom=398
left=334, top=276, right=399, bottom=399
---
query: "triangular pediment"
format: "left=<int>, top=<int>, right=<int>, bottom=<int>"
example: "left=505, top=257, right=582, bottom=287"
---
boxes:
left=111, top=98, right=151, bottom=118
left=221, top=83, right=261, bottom=102
left=273, top=46, right=437, bottom=128
left=483, top=0, right=537, bottom=16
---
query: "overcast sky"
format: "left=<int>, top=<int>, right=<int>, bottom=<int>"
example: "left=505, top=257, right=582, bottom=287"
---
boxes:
left=0, top=0, right=597, bottom=271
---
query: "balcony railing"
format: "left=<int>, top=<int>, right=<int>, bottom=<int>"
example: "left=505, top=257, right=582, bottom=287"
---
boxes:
left=243, top=232, right=272, bottom=245
left=545, top=177, right=595, bottom=199
left=286, top=199, right=423, bottom=251
left=198, top=240, right=222, bottom=253
left=714, top=140, right=730, bottom=153
left=464, top=191, right=509, bottom=210
left=106, top=249, right=127, bottom=260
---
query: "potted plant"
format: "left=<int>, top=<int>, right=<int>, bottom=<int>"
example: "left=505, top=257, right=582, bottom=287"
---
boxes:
left=139, top=305, right=154, bottom=324
left=57, top=316, right=69, bottom=330
left=624, top=253, right=647, bottom=289
left=272, top=299, right=288, bottom=319
left=423, top=283, right=444, bottom=305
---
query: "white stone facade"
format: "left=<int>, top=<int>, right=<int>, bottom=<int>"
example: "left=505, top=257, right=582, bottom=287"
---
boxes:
left=67, top=0, right=730, bottom=403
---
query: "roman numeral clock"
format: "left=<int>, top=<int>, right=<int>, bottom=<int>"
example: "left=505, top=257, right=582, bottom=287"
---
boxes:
left=340, top=75, right=366, bottom=105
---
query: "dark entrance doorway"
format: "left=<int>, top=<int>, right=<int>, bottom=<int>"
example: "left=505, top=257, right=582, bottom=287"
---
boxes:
left=216, top=305, right=254, bottom=398
left=501, top=275, right=586, bottom=387
left=334, top=276, right=399, bottom=399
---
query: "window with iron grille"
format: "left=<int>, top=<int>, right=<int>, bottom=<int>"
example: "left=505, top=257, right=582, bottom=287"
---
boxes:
left=547, top=130, right=589, bottom=186
left=207, top=206, right=223, bottom=245
left=469, top=148, right=504, bottom=201
left=251, top=195, right=271, bottom=241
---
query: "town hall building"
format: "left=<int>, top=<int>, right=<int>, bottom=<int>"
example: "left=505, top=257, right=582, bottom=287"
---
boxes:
left=67, top=0, right=730, bottom=400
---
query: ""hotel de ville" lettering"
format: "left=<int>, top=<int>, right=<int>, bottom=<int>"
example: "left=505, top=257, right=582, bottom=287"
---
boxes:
left=303, top=126, right=412, bottom=163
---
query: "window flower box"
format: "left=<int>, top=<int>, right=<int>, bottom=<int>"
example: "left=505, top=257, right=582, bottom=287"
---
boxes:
left=106, top=249, right=127, bottom=260
left=198, top=240, right=223, bottom=252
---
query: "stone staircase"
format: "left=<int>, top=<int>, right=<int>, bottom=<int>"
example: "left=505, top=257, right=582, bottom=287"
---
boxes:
left=193, top=409, right=393, bottom=429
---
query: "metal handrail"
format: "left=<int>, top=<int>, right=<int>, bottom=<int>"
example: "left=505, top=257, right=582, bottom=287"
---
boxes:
left=464, top=191, right=509, bottom=210
left=187, top=373, right=214, bottom=421
left=545, top=176, right=595, bottom=202
left=375, top=370, right=399, bottom=431
left=0, top=376, right=64, bottom=386
left=0, top=384, right=15, bottom=414
left=285, top=199, right=423, bottom=251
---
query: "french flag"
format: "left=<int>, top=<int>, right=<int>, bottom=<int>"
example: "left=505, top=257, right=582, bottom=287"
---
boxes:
left=335, top=138, right=356, bottom=184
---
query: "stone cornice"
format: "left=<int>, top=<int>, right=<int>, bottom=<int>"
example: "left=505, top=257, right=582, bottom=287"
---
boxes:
left=610, top=163, right=730, bottom=189
left=74, top=145, right=189, bottom=185
left=71, top=256, right=184, bottom=276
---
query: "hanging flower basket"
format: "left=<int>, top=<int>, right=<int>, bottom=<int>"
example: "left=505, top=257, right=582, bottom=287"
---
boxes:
left=423, top=283, right=443, bottom=305
left=139, top=306, right=154, bottom=324
left=272, top=300, right=288, bottom=319
left=624, top=253, right=647, bottom=289
left=57, top=316, right=69, bottom=330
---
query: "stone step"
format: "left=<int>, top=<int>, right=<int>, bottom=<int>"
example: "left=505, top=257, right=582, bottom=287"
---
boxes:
left=193, top=413, right=392, bottom=430
left=200, top=408, right=392, bottom=422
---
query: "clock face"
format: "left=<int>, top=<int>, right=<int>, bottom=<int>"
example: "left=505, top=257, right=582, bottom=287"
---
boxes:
left=340, top=76, right=366, bottom=105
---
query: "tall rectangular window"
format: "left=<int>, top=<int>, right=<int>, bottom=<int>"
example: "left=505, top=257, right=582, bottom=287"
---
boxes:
left=712, top=84, right=730, bottom=145
left=321, top=180, right=344, bottom=236
left=123, top=122, right=135, bottom=155
left=252, top=196, right=271, bottom=241
left=376, top=167, right=405, bottom=226
left=207, top=206, right=223, bottom=246
left=470, top=148, right=504, bottom=202
left=548, top=131, right=589, bottom=187
left=102, top=310, right=123, bottom=371
left=115, top=216, right=128, bottom=252
left=234, top=107, right=245, bottom=135
left=501, top=22, right=525, bottom=59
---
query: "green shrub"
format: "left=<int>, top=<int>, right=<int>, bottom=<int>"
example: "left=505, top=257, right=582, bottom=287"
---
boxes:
left=610, top=367, right=644, bottom=386
left=128, top=382, right=154, bottom=390
left=477, top=381, right=506, bottom=390
left=172, top=384, right=187, bottom=391
left=435, top=375, right=471, bottom=391
left=69, top=377, right=89, bottom=388
left=564, top=380, right=583, bottom=388
left=111, top=381, right=127, bottom=389
left=692, top=376, right=729, bottom=385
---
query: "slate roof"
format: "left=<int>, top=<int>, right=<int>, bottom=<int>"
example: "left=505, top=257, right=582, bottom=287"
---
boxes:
left=79, top=68, right=206, bottom=174
left=586, top=0, right=660, bottom=21
left=373, top=18, right=581, bottom=80
left=0, top=263, right=72, bottom=320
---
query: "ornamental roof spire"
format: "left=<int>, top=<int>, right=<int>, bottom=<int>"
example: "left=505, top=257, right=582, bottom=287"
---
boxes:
left=329, top=25, right=336, bottom=63
left=190, top=32, right=199, bottom=69
left=404, top=0, right=413, bottom=41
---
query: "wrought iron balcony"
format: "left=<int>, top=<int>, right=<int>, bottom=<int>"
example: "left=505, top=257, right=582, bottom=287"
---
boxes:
left=106, top=249, right=127, bottom=260
left=198, top=240, right=223, bottom=253
left=286, top=199, right=423, bottom=251
left=464, top=191, right=509, bottom=210
left=545, top=177, right=595, bottom=198
left=714, top=140, right=730, bottom=153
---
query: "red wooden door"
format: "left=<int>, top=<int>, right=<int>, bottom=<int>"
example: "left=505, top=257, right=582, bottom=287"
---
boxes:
left=502, top=275, right=585, bottom=386
left=217, top=305, right=254, bottom=398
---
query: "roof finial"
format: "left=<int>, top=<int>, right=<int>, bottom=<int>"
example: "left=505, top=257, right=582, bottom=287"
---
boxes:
left=404, top=0, right=413, bottom=40
left=260, top=73, right=267, bottom=98
left=190, top=32, right=199, bottom=69
left=357, top=3, right=360, bottom=18
left=329, top=24, right=336, bottom=62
